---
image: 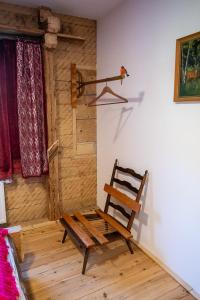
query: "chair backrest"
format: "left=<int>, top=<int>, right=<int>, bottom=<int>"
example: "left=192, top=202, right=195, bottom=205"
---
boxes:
left=104, top=159, right=148, bottom=231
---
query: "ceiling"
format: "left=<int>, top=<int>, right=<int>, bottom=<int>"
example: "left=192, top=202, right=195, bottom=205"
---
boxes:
left=1, top=0, right=124, bottom=19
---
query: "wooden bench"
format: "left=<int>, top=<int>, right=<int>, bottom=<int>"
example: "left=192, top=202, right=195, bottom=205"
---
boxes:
left=60, top=159, right=148, bottom=274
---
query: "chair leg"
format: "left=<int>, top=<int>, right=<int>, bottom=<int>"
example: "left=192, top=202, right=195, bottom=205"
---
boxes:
left=82, top=248, right=89, bottom=275
left=126, top=239, right=134, bottom=254
left=62, top=229, right=68, bottom=244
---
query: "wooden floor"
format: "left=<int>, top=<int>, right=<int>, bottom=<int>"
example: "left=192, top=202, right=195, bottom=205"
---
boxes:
left=20, top=222, right=195, bottom=300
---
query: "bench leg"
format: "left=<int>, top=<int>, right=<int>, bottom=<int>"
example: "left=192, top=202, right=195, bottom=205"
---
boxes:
left=82, top=248, right=89, bottom=275
left=62, top=230, right=68, bottom=244
left=126, top=239, right=134, bottom=254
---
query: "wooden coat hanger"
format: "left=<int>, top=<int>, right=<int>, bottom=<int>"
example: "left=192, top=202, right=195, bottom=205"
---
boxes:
left=88, top=85, right=128, bottom=107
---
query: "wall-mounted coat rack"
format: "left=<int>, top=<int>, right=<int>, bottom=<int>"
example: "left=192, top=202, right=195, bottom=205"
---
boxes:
left=71, top=63, right=128, bottom=108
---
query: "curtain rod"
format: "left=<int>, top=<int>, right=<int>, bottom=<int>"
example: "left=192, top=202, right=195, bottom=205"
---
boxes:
left=0, top=32, right=43, bottom=41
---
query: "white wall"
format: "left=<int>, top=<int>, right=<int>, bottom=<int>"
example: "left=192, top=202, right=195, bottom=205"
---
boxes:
left=97, top=0, right=200, bottom=296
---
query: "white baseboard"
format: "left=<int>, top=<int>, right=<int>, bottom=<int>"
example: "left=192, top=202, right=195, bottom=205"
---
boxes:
left=133, top=239, right=200, bottom=300
left=0, top=183, right=6, bottom=224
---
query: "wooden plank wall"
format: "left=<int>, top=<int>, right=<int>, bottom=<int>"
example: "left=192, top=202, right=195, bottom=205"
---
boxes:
left=55, top=14, right=97, bottom=213
left=0, top=2, right=97, bottom=224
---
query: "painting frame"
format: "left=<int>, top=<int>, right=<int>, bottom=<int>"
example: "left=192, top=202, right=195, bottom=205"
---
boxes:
left=174, top=31, right=200, bottom=102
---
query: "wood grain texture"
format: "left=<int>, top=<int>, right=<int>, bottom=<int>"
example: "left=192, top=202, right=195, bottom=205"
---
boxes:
left=5, top=176, right=48, bottom=225
left=57, top=33, right=85, bottom=41
left=104, top=184, right=141, bottom=213
left=0, top=2, right=97, bottom=224
left=62, top=214, right=95, bottom=248
left=71, top=63, right=77, bottom=108
left=20, top=222, right=195, bottom=300
left=95, top=209, right=133, bottom=240
left=55, top=28, right=97, bottom=213
left=44, top=48, right=62, bottom=220
left=77, top=119, right=96, bottom=143
left=0, top=23, right=44, bottom=35
left=74, top=211, right=108, bottom=245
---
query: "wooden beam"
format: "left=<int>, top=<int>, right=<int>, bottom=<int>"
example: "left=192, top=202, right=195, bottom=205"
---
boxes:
left=0, top=23, right=44, bottom=36
left=43, top=48, right=62, bottom=220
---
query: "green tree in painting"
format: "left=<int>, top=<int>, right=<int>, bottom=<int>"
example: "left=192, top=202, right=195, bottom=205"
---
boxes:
left=180, top=38, right=200, bottom=97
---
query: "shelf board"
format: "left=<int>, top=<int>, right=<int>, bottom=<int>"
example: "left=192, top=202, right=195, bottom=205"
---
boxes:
left=57, top=33, right=85, bottom=41
left=0, top=24, right=85, bottom=41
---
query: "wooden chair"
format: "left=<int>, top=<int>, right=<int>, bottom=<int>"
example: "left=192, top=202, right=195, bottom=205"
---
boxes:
left=60, top=159, right=148, bottom=274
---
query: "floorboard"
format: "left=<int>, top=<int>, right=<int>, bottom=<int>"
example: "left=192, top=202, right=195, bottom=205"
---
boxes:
left=20, top=222, right=196, bottom=300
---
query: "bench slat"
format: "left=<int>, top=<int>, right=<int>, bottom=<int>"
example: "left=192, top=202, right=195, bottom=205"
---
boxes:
left=95, top=209, right=132, bottom=240
left=74, top=212, right=109, bottom=245
left=63, top=214, right=95, bottom=248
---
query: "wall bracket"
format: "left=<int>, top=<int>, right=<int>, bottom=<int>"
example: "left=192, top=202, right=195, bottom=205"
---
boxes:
left=71, top=63, right=125, bottom=108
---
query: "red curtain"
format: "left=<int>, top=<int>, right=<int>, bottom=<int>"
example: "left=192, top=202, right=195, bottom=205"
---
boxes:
left=0, top=40, right=20, bottom=180
left=16, top=40, right=48, bottom=177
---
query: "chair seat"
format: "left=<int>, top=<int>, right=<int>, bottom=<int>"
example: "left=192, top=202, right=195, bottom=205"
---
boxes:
left=60, top=159, right=148, bottom=274
left=62, top=213, right=95, bottom=248
left=74, top=211, right=109, bottom=245
left=95, top=209, right=132, bottom=240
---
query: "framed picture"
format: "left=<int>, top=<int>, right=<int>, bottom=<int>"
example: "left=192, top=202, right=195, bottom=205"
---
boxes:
left=174, top=31, right=200, bottom=102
